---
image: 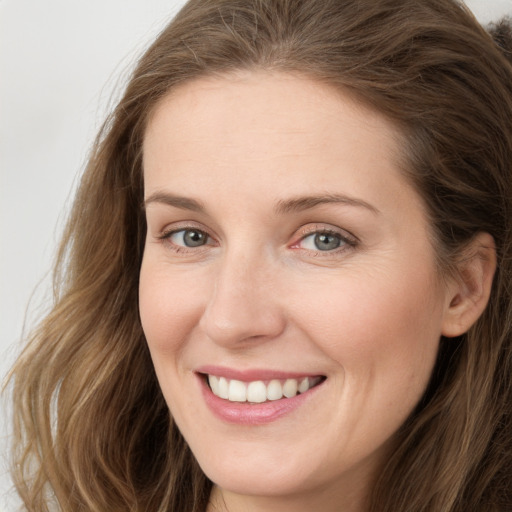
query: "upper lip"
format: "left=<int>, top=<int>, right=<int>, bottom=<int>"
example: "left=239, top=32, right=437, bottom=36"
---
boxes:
left=196, top=365, right=325, bottom=382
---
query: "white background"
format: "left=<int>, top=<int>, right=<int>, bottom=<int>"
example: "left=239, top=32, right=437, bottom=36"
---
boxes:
left=1, top=0, right=511, bottom=508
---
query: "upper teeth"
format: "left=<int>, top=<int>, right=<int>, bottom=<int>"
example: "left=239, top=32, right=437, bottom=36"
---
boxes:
left=208, top=375, right=320, bottom=403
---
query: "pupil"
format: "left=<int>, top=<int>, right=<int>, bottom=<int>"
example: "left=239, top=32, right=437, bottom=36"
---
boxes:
left=184, top=230, right=206, bottom=247
left=314, top=233, right=341, bottom=251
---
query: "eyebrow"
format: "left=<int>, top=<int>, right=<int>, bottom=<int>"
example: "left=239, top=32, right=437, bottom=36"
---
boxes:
left=143, top=191, right=380, bottom=215
left=274, top=194, right=380, bottom=215
left=144, top=192, right=206, bottom=212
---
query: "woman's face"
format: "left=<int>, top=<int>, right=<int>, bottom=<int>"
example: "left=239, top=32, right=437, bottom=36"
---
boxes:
left=140, top=72, right=453, bottom=509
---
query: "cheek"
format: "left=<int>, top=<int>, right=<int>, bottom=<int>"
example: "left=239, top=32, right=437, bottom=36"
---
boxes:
left=138, top=259, right=209, bottom=424
left=292, top=266, right=444, bottom=408
left=139, top=259, right=204, bottom=359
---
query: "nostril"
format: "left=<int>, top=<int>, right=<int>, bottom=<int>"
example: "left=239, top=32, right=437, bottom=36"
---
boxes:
left=200, top=303, right=286, bottom=347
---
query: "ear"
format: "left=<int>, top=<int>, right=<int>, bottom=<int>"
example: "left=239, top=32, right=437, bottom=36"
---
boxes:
left=441, top=232, right=496, bottom=338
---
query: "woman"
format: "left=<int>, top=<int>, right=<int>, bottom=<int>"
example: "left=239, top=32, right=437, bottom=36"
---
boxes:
left=9, top=0, right=512, bottom=510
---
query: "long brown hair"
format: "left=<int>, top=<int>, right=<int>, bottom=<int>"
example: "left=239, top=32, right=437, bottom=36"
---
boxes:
left=9, top=1, right=512, bottom=510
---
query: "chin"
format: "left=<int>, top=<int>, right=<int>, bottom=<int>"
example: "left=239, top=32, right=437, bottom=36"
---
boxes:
left=202, top=458, right=315, bottom=498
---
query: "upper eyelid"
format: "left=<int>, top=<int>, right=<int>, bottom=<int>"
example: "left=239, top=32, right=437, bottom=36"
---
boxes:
left=158, top=227, right=216, bottom=253
left=160, top=227, right=214, bottom=245
left=294, top=223, right=359, bottom=243
left=161, top=226, right=207, bottom=236
left=157, top=221, right=216, bottom=239
left=294, top=232, right=356, bottom=252
left=154, top=221, right=358, bottom=248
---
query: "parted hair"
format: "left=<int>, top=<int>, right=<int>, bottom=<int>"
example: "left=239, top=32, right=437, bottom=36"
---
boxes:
left=9, top=1, right=512, bottom=510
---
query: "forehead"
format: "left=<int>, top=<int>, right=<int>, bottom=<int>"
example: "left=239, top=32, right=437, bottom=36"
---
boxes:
left=144, top=71, right=402, bottom=153
left=142, top=71, right=410, bottom=211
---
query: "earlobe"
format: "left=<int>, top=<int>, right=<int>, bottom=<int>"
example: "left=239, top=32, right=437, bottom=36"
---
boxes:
left=441, top=232, right=496, bottom=338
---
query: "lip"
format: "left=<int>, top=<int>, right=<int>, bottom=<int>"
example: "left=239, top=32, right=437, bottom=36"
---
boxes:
left=196, top=365, right=321, bottom=382
left=196, top=366, right=326, bottom=425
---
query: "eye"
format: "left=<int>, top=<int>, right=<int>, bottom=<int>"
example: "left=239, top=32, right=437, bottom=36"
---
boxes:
left=293, top=225, right=359, bottom=254
left=300, top=231, right=345, bottom=251
left=168, top=228, right=210, bottom=248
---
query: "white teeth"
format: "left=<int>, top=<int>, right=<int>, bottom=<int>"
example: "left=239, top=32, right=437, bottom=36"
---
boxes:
left=283, top=378, right=298, bottom=398
left=247, top=381, right=267, bottom=403
left=228, top=379, right=247, bottom=402
left=218, top=377, right=229, bottom=399
left=208, top=375, right=321, bottom=403
left=298, top=377, right=309, bottom=393
left=267, top=379, right=283, bottom=401
left=208, top=375, right=219, bottom=395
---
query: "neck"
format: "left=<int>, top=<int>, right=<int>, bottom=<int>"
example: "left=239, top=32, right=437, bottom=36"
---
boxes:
left=206, top=477, right=371, bottom=512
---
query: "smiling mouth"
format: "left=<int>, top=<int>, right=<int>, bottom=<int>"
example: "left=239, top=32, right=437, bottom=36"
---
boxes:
left=205, top=374, right=326, bottom=403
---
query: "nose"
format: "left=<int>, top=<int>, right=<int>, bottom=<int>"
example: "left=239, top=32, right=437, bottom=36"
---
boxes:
left=199, top=251, right=286, bottom=347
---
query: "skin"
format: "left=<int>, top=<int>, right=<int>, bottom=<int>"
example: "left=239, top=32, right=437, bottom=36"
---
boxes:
left=139, top=71, right=490, bottom=512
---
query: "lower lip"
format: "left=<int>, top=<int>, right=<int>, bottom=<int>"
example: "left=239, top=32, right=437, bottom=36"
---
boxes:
left=199, top=376, right=324, bottom=425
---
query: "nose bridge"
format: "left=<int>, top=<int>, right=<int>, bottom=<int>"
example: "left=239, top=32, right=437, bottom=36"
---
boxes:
left=200, top=245, right=285, bottom=346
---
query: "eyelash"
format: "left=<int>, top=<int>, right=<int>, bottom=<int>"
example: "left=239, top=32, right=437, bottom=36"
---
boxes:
left=291, top=225, right=358, bottom=255
left=157, top=224, right=358, bottom=256
left=157, top=226, right=215, bottom=253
